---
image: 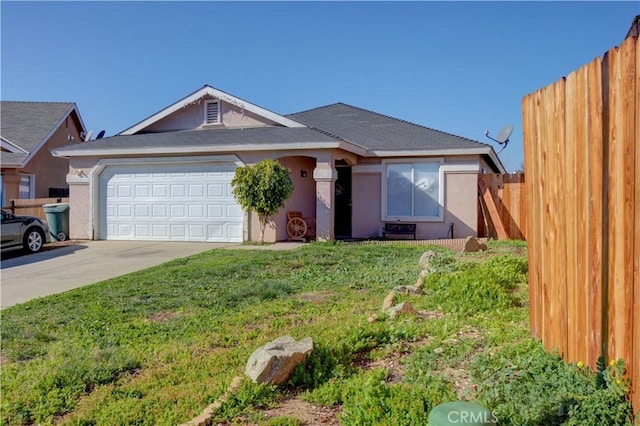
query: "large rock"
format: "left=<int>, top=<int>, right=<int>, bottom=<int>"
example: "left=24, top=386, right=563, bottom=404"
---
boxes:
left=382, top=291, right=396, bottom=311
left=415, top=269, right=431, bottom=289
left=386, top=301, right=416, bottom=319
left=462, top=237, right=488, bottom=253
left=393, top=285, right=423, bottom=295
left=245, top=336, right=314, bottom=385
left=419, top=250, right=437, bottom=270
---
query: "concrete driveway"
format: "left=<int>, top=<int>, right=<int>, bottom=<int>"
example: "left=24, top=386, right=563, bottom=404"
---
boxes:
left=0, top=240, right=238, bottom=309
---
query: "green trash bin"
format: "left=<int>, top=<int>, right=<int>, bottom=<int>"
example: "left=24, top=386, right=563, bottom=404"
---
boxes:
left=43, top=203, right=70, bottom=242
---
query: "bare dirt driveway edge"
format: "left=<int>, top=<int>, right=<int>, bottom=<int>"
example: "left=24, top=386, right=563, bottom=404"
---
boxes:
left=0, top=240, right=247, bottom=309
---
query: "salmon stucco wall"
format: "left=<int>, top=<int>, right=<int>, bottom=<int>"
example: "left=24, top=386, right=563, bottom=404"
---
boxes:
left=68, top=182, right=91, bottom=239
left=245, top=156, right=316, bottom=242
left=351, top=164, right=479, bottom=240
left=440, top=172, right=477, bottom=238
left=351, top=172, right=382, bottom=238
left=67, top=156, right=102, bottom=240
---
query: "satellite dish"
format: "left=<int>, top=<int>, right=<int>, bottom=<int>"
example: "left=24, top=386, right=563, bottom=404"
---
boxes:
left=496, top=125, right=513, bottom=144
left=96, top=130, right=106, bottom=139
left=82, top=130, right=93, bottom=142
left=484, top=125, right=513, bottom=154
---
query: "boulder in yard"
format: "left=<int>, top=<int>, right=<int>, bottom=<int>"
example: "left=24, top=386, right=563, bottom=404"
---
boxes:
left=415, top=269, right=431, bottom=289
left=419, top=250, right=438, bottom=269
left=382, top=291, right=396, bottom=311
left=245, top=335, right=314, bottom=385
left=462, top=237, right=488, bottom=253
left=386, top=301, right=415, bottom=319
left=393, top=285, right=423, bottom=295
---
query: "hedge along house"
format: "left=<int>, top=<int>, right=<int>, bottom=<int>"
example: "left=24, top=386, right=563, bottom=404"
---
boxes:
left=52, top=85, right=506, bottom=243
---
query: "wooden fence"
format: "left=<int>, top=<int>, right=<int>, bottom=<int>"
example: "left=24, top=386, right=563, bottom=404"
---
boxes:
left=478, top=173, right=527, bottom=240
left=2, top=198, right=69, bottom=223
left=523, top=35, right=639, bottom=413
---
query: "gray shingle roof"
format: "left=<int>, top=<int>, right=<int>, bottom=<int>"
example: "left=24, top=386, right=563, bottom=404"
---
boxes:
left=1, top=101, right=75, bottom=153
left=287, top=103, right=491, bottom=151
left=0, top=151, right=28, bottom=167
left=54, top=126, right=341, bottom=153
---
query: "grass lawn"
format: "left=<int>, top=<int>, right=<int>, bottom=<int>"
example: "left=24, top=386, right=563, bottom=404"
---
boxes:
left=1, top=241, right=636, bottom=425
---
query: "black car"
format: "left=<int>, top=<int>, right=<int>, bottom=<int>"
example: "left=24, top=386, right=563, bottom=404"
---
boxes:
left=1, top=209, right=51, bottom=254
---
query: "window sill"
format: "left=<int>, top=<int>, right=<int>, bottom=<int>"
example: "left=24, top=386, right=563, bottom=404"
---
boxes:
left=383, top=216, right=444, bottom=223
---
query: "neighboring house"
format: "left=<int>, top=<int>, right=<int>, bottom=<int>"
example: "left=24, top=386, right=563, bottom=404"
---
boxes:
left=1, top=101, right=87, bottom=206
left=52, top=85, right=505, bottom=242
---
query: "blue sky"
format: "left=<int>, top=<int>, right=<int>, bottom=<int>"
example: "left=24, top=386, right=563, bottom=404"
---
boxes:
left=2, top=1, right=638, bottom=172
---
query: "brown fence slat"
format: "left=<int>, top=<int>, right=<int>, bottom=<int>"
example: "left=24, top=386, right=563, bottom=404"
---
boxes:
left=573, top=63, right=589, bottom=365
left=523, top=93, right=540, bottom=338
left=633, top=30, right=640, bottom=419
left=587, top=56, right=605, bottom=368
left=565, top=69, right=579, bottom=362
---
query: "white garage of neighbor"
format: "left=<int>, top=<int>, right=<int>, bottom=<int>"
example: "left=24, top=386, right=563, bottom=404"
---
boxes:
left=98, top=163, right=243, bottom=242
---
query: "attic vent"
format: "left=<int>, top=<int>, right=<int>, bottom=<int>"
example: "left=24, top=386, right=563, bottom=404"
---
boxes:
left=204, top=100, right=220, bottom=124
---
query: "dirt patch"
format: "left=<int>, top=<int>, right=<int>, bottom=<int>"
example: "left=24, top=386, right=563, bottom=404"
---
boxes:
left=262, top=398, right=341, bottom=425
left=443, top=366, right=477, bottom=400
left=354, top=336, right=431, bottom=385
left=298, top=291, right=337, bottom=304
left=416, top=310, right=445, bottom=320
left=147, top=311, right=181, bottom=323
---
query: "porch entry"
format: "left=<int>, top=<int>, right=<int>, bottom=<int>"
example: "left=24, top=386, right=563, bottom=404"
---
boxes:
left=334, top=165, right=352, bottom=238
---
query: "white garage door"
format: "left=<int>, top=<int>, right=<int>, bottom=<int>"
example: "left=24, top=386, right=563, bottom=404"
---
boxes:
left=99, top=164, right=243, bottom=242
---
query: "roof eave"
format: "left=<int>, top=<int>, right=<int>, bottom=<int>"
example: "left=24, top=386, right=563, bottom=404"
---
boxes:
left=52, top=140, right=369, bottom=158
left=0, top=136, right=28, bottom=153
left=367, top=147, right=507, bottom=173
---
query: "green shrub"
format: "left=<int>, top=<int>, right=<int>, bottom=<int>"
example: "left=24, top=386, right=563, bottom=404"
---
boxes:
left=425, top=253, right=527, bottom=314
left=471, top=342, right=635, bottom=426
left=338, top=369, right=451, bottom=426
left=213, top=380, right=278, bottom=422
left=265, top=416, right=303, bottom=426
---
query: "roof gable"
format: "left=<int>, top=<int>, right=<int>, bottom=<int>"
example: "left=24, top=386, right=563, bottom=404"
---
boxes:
left=0, top=101, right=87, bottom=167
left=119, top=85, right=306, bottom=135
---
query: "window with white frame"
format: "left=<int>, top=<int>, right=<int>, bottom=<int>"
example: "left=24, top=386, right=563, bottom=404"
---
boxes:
left=19, top=174, right=34, bottom=199
left=384, top=160, right=443, bottom=220
left=204, top=100, right=220, bottom=125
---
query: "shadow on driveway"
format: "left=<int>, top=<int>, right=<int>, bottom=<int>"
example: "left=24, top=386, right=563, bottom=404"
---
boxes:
left=1, top=244, right=89, bottom=270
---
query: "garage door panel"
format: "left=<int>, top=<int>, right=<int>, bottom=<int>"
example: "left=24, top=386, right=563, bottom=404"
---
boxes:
left=101, top=164, right=243, bottom=242
left=152, top=204, right=166, bottom=217
left=190, top=184, right=205, bottom=197
left=135, top=205, right=149, bottom=217
left=189, top=205, right=205, bottom=218
left=208, top=204, right=224, bottom=219
left=170, top=204, right=185, bottom=218
left=227, top=223, right=244, bottom=239
left=135, top=185, right=149, bottom=197
left=208, top=184, right=223, bottom=197
left=170, top=184, right=186, bottom=197
left=135, top=224, right=150, bottom=237
left=228, top=205, right=244, bottom=218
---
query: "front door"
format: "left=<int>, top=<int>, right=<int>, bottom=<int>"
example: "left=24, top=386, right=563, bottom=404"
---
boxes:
left=334, top=166, right=352, bottom=238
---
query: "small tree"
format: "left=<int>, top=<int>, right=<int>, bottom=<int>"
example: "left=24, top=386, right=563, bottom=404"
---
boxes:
left=231, top=159, right=294, bottom=243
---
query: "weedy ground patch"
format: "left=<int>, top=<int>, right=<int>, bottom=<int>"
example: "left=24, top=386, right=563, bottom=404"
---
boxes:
left=1, top=241, right=636, bottom=425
